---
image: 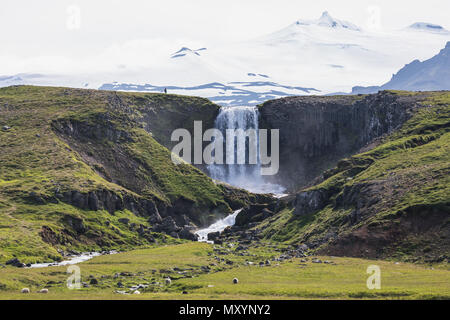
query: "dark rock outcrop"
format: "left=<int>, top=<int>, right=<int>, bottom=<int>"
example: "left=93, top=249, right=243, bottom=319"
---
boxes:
left=63, top=215, right=87, bottom=234
left=293, top=189, right=329, bottom=216
left=6, top=258, right=25, bottom=268
left=235, top=204, right=274, bottom=226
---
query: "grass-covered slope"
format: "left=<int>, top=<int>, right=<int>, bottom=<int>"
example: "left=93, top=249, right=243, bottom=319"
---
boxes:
left=0, top=86, right=231, bottom=264
left=258, top=91, right=450, bottom=262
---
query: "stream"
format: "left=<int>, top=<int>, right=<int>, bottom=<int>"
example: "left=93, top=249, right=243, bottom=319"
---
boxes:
left=28, top=199, right=286, bottom=267
left=28, top=251, right=117, bottom=269
left=195, top=209, right=242, bottom=243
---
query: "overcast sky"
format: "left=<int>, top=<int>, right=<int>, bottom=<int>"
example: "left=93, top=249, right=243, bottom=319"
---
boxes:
left=1, top=0, right=449, bottom=73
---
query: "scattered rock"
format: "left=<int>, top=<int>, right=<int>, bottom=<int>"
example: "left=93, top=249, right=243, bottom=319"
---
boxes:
left=89, top=278, right=98, bottom=285
left=133, top=290, right=141, bottom=294
left=6, top=258, right=25, bottom=268
left=2, top=125, right=11, bottom=131
left=207, top=231, right=220, bottom=241
left=165, top=277, right=172, bottom=285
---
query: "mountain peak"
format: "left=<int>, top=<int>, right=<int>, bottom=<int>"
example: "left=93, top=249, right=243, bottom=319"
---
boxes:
left=171, top=47, right=207, bottom=59
left=320, top=11, right=331, bottom=18
left=407, top=22, right=449, bottom=34
left=295, top=11, right=360, bottom=31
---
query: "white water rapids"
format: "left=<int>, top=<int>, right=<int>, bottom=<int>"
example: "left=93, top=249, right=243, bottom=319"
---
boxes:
left=28, top=251, right=117, bottom=268
left=195, top=209, right=242, bottom=243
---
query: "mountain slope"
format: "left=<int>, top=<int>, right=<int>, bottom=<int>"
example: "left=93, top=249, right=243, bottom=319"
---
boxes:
left=237, top=91, right=450, bottom=263
left=0, top=86, right=266, bottom=264
left=352, top=42, right=450, bottom=93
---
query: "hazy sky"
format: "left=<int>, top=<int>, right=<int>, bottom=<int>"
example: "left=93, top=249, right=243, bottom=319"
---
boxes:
left=1, top=0, right=449, bottom=73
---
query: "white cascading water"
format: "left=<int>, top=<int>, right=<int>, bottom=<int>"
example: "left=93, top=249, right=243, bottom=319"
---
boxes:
left=195, top=209, right=242, bottom=243
left=208, top=106, right=285, bottom=195
left=197, top=107, right=286, bottom=242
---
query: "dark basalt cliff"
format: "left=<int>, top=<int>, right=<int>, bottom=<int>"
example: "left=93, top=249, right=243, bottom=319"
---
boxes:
left=259, top=92, right=417, bottom=191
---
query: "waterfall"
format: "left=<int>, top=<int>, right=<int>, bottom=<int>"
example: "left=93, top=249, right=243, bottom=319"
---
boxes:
left=208, top=106, right=285, bottom=195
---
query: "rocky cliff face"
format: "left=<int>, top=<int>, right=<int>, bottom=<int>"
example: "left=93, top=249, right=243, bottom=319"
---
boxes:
left=259, top=91, right=417, bottom=191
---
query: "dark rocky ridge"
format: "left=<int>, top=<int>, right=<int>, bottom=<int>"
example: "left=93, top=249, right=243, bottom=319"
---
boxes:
left=259, top=91, right=418, bottom=191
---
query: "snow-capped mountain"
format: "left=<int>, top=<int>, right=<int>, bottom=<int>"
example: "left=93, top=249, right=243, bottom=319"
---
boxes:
left=171, top=47, right=207, bottom=58
left=406, top=22, right=449, bottom=34
left=1, top=11, right=449, bottom=105
left=352, top=41, right=450, bottom=93
left=100, top=78, right=319, bottom=106
left=292, top=11, right=360, bottom=31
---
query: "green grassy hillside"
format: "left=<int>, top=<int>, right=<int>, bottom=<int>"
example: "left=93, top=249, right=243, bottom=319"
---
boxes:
left=0, top=86, right=233, bottom=264
left=257, top=91, right=450, bottom=262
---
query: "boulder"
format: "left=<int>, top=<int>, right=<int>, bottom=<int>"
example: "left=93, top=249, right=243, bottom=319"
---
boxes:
left=118, top=218, right=130, bottom=225
left=154, top=216, right=180, bottom=234
left=178, top=227, right=198, bottom=241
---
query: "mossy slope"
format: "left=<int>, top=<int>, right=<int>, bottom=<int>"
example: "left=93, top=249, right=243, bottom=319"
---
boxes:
left=258, top=91, right=450, bottom=262
left=0, top=86, right=229, bottom=263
